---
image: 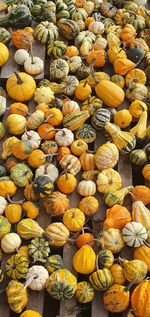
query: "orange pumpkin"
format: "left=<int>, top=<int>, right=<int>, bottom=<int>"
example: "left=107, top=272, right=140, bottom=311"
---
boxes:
left=57, top=173, right=77, bottom=194
left=45, top=108, right=63, bottom=126
left=76, top=232, right=94, bottom=248
left=65, top=46, right=79, bottom=58
left=114, top=58, right=136, bottom=76
left=79, top=196, right=99, bottom=216
left=104, top=205, right=131, bottom=229
left=71, top=140, right=88, bottom=157
left=27, top=149, right=46, bottom=168
left=24, top=184, right=38, bottom=201
left=22, top=201, right=39, bottom=219
left=12, top=140, right=32, bottom=160
left=86, top=49, right=105, bottom=67
left=85, top=17, right=95, bottom=27
left=131, top=280, right=150, bottom=317
left=75, top=82, right=92, bottom=101
left=79, top=153, right=95, bottom=171
left=114, top=109, right=132, bottom=128
left=12, top=29, right=34, bottom=49
left=134, top=245, right=150, bottom=272
left=9, top=103, right=29, bottom=117
left=57, top=147, right=71, bottom=161
left=120, top=24, right=136, bottom=45
left=43, top=191, right=69, bottom=216
left=37, top=123, right=55, bottom=140
left=131, top=186, right=150, bottom=205
left=36, top=103, right=49, bottom=113
left=5, top=157, right=18, bottom=172
left=95, top=80, right=125, bottom=108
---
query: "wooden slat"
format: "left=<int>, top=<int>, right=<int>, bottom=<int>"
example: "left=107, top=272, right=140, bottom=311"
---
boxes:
left=1, top=44, right=19, bottom=79
left=32, top=41, right=46, bottom=80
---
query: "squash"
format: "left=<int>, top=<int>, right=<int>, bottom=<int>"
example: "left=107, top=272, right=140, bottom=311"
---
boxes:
left=86, top=49, right=105, bottom=68
left=45, top=222, right=70, bottom=247
left=126, top=82, right=148, bottom=102
left=75, top=281, right=94, bottom=303
left=24, top=184, right=38, bottom=202
left=20, top=311, right=42, bottom=317
left=95, top=80, right=125, bottom=108
left=110, top=264, right=126, bottom=285
left=44, top=254, right=63, bottom=274
left=79, top=196, right=99, bottom=216
left=130, top=149, right=147, bottom=166
left=35, top=164, right=58, bottom=183
left=24, top=56, right=44, bottom=75
left=99, top=228, right=125, bottom=253
left=5, top=254, right=29, bottom=279
left=55, top=128, right=74, bottom=147
left=125, top=68, right=146, bottom=86
left=22, top=201, right=39, bottom=219
left=63, top=208, right=85, bottom=232
left=75, top=124, right=96, bottom=143
left=104, top=205, right=131, bottom=229
left=71, top=140, right=88, bottom=157
left=57, top=147, right=71, bottom=161
left=12, top=140, right=33, bottom=160
left=5, top=203, right=22, bottom=224
left=35, top=21, right=59, bottom=44
left=34, top=87, right=54, bottom=104
left=33, top=175, right=54, bottom=198
left=58, top=18, right=80, bottom=40
left=62, top=100, right=80, bottom=116
left=105, top=123, right=136, bottom=154
left=0, top=27, right=11, bottom=45
left=131, top=185, right=150, bottom=205
left=57, top=173, right=77, bottom=194
left=120, top=258, right=148, bottom=284
left=10, top=163, right=33, bottom=187
left=1, top=232, right=21, bottom=253
left=0, top=42, right=9, bottom=66
left=114, top=109, right=132, bottom=128
left=26, top=265, right=49, bottom=291
left=43, top=191, right=69, bottom=216
left=76, top=232, right=94, bottom=248
left=28, top=237, right=50, bottom=261
left=89, top=268, right=113, bottom=291
left=9, top=102, right=28, bottom=117
left=0, top=179, right=17, bottom=198
left=6, top=280, right=28, bottom=314
left=41, top=140, right=58, bottom=155
left=75, top=83, right=92, bottom=101
left=6, top=72, right=36, bottom=102
left=5, top=157, right=18, bottom=172
left=82, top=96, right=103, bottom=115
left=73, top=245, right=96, bottom=274
left=12, top=29, right=33, bottom=49
left=14, top=49, right=29, bottom=65
left=27, top=111, right=45, bottom=131
left=92, top=108, right=111, bottom=130
left=97, top=250, right=114, bottom=269
left=120, top=23, right=136, bottom=45
left=134, top=245, right=150, bottom=272
left=131, top=280, right=150, bottom=317
left=5, top=114, right=26, bottom=135
left=122, top=221, right=148, bottom=247
left=46, top=269, right=77, bottom=300
left=78, top=180, right=96, bottom=196
left=17, top=218, right=44, bottom=240
left=114, top=58, right=136, bottom=76
left=129, top=100, right=147, bottom=120
left=60, top=154, right=81, bottom=176
left=142, top=164, right=150, bottom=181
left=108, top=46, right=127, bottom=65
left=111, top=74, right=125, bottom=89
left=50, top=58, right=69, bottom=80
left=65, top=45, right=79, bottom=58
left=132, top=200, right=150, bottom=231
left=95, top=143, right=119, bottom=170
left=79, top=152, right=95, bottom=171
left=0, top=196, right=7, bottom=215
left=97, top=168, right=122, bottom=194
left=103, top=283, right=132, bottom=313
left=104, top=186, right=133, bottom=207
left=47, top=40, right=67, bottom=58
left=130, top=111, right=147, bottom=142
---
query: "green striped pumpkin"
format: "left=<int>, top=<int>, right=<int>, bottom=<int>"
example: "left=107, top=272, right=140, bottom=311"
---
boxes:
left=58, top=18, right=80, bottom=40
left=50, top=59, right=69, bottom=80
left=47, top=41, right=67, bottom=58
left=5, top=254, right=29, bottom=280
left=64, top=0, right=76, bottom=13
left=45, top=255, right=63, bottom=274
left=75, top=124, right=96, bottom=143
left=56, top=0, right=67, bottom=11
left=75, top=281, right=94, bottom=303
left=0, top=28, right=11, bottom=45
left=46, top=269, right=77, bottom=300
left=0, top=216, right=11, bottom=240
left=82, top=96, right=103, bottom=115
left=89, top=268, right=113, bottom=291
left=98, top=250, right=114, bottom=268
left=92, top=109, right=111, bottom=130
left=15, top=0, right=33, bottom=9
left=56, top=10, right=70, bottom=20
left=0, top=4, right=32, bottom=27
left=35, top=21, right=59, bottom=44
left=71, top=8, right=88, bottom=21
left=130, top=149, right=147, bottom=166
left=63, top=111, right=90, bottom=131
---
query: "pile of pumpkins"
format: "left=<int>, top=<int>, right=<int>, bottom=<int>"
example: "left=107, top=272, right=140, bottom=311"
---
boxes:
left=0, top=0, right=149, bottom=316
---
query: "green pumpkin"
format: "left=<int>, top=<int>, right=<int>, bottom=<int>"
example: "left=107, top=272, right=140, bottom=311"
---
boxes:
left=71, top=8, right=87, bottom=21
left=30, top=4, right=42, bottom=18
left=82, top=96, right=103, bottom=115
left=127, top=14, right=145, bottom=32
left=33, top=175, right=54, bottom=198
left=47, top=40, right=67, bottom=58
left=77, top=64, right=91, bottom=80
left=5, top=254, right=29, bottom=280
left=75, top=124, right=96, bottom=143
left=75, top=281, right=94, bottom=303
left=0, top=216, right=11, bottom=240
left=0, top=4, right=32, bottom=27
left=58, top=18, right=80, bottom=40
left=10, top=163, right=33, bottom=187
left=35, top=21, right=59, bottom=44
left=56, top=10, right=70, bottom=20
left=14, top=0, right=33, bottom=9
left=92, top=109, right=111, bottom=130
left=123, top=1, right=138, bottom=12
left=50, top=58, right=69, bottom=80
left=97, top=250, right=114, bottom=268
left=75, top=30, right=96, bottom=47
left=130, top=149, right=147, bottom=166
left=45, top=254, right=63, bottom=273
left=0, top=27, right=11, bottom=45
left=127, top=47, right=145, bottom=63
left=34, top=0, right=47, bottom=5
left=46, top=268, right=77, bottom=300
left=0, top=165, right=7, bottom=177
left=28, top=237, right=50, bottom=261
left=89, top=268, right=113, bottom=291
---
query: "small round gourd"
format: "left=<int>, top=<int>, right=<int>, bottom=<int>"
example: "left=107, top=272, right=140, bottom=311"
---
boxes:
left=26, top=265, right=49, bottom=290
left=89, top=268, right=113, bottom=291
left=5, top=254, right=29, bottom=279
left=110, top=264, right=126, bottom=285
left=79, top=196, right=99, bottom=216
left=114, top=109, right=132, bottom=128
left=0, top=196, right=7, bottom=215
left=75, top=281, right=94, bottom=303
left=121, top=259, right=148, bottom=284
left=99, top=228, right=125, bottom=253
left=1, top=233, right=21, bottom=253
left=73, top=245, right=96, bottom=274
left=122, top=221, right=148, bottom=247
left=0, top=42, right=9, bottom=66
left=63, top=208, right=85, bottom=232
left=97, top=250, right=114, bottom=268
left=14, top=49, right=29, bottom=65
left=77, top=180, right=96, bottom=196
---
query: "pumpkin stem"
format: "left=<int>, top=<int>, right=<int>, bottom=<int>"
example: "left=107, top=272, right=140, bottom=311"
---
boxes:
left=60, top=94, right=70, bottom=101
left=14, top=71, right=23, bottom=85
left=6, top=195, right=25, bottom=205
left=143, top=143, right=150, bottom=152
left=32, top=258, right=46, bottom=263
left=96, top=254, right=99, bottom=271
left=16, top=107, right=30, bottom=115
left=125, top=275, right=138, bottom=291
left=44, top=114, right=54, bottom=123
left=86, top=238, right=100, bottom=245
left=24, top=274, right=38, bottom=289
left=83, top=80, right=87, bottom=88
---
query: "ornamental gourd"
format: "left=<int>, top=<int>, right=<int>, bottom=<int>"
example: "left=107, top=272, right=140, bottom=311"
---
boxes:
left=10, top=163, right=33, bottom=187
left=45, top=222, right=70, bottom=247
left=99, top=228, right=125, bottom=253
left=20, top=311, right=42, bottom=317
left=43, top=191, right=69, bottom=216
left=5, top=254, right=29, bottom=279
left=95, top=143, right=119, bottom=170
left=1, top=232, right=21, bottom=253
left=63, top=208, right=85, bottom=232
left=79, top=196, right=99, bottom=216
left=75, top=281, right=94, bottom=303
left=103, top=283, right=131, bottom=313
left=28, top=237, right=50, bottom=261
left=120, top=258, right=148, bottom=284
left=5, top=114, right=26, bottom=135
left=131, top=186, right=150, bottom=206
left=97, top=250, right=114, bottom=269
left=97, top=168, right=122, bottom=194
left=0, top=179, right=17, bottom=198
left=104, top=205, right=131, bottom=229
left=55, top=128, right=74, bottom=147
left=75, top=124, right=96, bottom=143
left=71, top=140, right=88, bottom=157
left=14, top=49, right=29, bottom=65
left=110, top=264, right=126, bottom=285
left=60, top=154, right=81, bottom=176
left=130, top=111, right=147, bottom=142
left=131, top=280, right=150, bottom=317
left=17, top=218, right=44, bottom=240
left=24, top=56, right=44, bottom=75
left=26, top=265, right=49, bottom=291
left=12, top=140, right=33, bottom=160
left=134, top=245, right=150, bottom=272
left=89, top=268, right=113, bottom=291
left=6, top=280, right=28, bottom=314
left=44, top=254, right=63, bottom=274
left=6, top=72, right=36, bottom=102
left=78, top=180, right=96, bottom=196
left=0, top=42, right=9, bottom=66
left=35, top=164, right=58, bottom=182
left=73, top=245, right=96, bottom=274
left=95, top=80, right=125, bottom=108
left=79, top=152, right=95, bottom=171
left=120, top=24, right=136, bottom=45
left=122, top=222, right=148, bottom=247
left=132, top=201, right=150, bottom=231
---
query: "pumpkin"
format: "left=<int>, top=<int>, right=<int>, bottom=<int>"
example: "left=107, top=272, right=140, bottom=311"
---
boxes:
left=12, top=140, right=33, bottom=160
left=1, top=232, right=21, bottom=253
left=5, top=254, right=29, bottom=279
left=26, top=265, right=49, bottom=291
left=95, top=80, right=125, bottom=108
left=47, top=40, right=67, bottom=58
left=79, top=152, right=95, bottom=171
left=108, top=46, right=127, bottom=65
left=132, top=200, right=150, bottom=231
left=5, top=203, right=22, bottom=223
left=71, top=140, right=88, bottom=157
left=75, top=83, right=92, bottom=101
left=0, top=42, right=9, bottom=66
left=99, top=228, right=125, bottom=253
left=95, top=143, right=119, bottom=170
left=33, top=175, right=54, bottom=198
left=94, top=36, right=107, bottom=50
left=76, top=124, right=96, bottom=143
left=44, top=254, right=63, bottom=274
left=121, top=259, right=148, bottom=284
left=131, top=186, right=150, bottom=205
left=62, top=100, right=80, bottom=116
left=126, top=82, right=148, bottom=102
left=126, top=67, right=146, bottom=85
left=46, top=269, right=77, bottom=300
left=104, top=205, right=131, bottom=229
left=60, top=154, right=81, bottom=176
left=50, top=58, right=69, bottom=80
left=45, top=222, right=70, bottom=247
left=73, top=245, right=96, bottom=274
left=35, top=21, right=59, bottom=44
left=22, top=201, right=39, bottom=219
left=120, top=24, right=136, bottom=45
left=0, top=196, right=7, bottom=215
left=79, top=196, right=99, bottom=216
left=12, top=29, right=33, bottom=49
left=0, top=179, right=17, bottom=198
left=18, top=245, right=29, bottom=260
left=22, top=130, right=41, bottom=149
left=89, top=268, right=113, bottom=291
left=111, top=74, right=125, bottom=88
left=57, top=173, right=77, bottom=194
left=131, top=280, right=150, bottom=317
left=57, top=147, right=71, bottom=161
left=43, top=191, right=69, bottom=216
left=134, top=245, right=150, bottom=272
left=34, top=87, right=54, bottom=104
left=122, top=221, right=148, bottom=248
left=28, top=237, right=50, bottom=261
left=55, top=128, right=74, bottom=147
left=27, top=149, right=46, bottom=168
left=17, top=218, right=44, bottom=240
left=103, top=284, right=131, bottom=313
left=0, top=216, right=11, bottom=240
left=114, top=58, right=136, bottom=76
left=27, top=111, right=45, bottom=130
left=114, top=109, right=132, bottom=128
left=97, top=250, right=114, bottom=269
left=86, top=49, right=105, bottom=67
left=5, top=114, right=26, bottom=135
left=37, top=123, right=55, bottom=140
left=14, top=49, right=29, bottom=65
left=76, top=232, right=94, bottom=248
left=58, top=19, right=80, bottom=40
left=6, top=72, right=36, bottom=102
left=78, top=180, right=96, bottom=196
left=142, top=164, right=150, bottom=181
left=63, top=208, right=85, bottom=232
left=20, top=311, right=42, bottom=317
left=41, top=140, right=58, bottom=155
left=9, top=102, right=29, bottom=117
left=110, top=264, right=126, bottom=285
left=10, top=163, right=33, bottom=187
left=97, top=168, right=122, bottom=194
left=24, top=184, right=38, bottom=202
left=24, top=56, right=44, bottom=75
left=129, top=100, right=147, bottom=120
left=6, top=280, right=28, bottom=314
left=104, top=186, right=133, bottom=207
left=75, top=281, right=94, bottom=303
left=5, top=157, right=18, bottom=172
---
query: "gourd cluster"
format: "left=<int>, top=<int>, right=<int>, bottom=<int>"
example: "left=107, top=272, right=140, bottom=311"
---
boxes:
left=0, top=0, right=149, bottom=316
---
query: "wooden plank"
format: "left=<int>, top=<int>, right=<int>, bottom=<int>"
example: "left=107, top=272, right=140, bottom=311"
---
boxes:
left=32, top=41, right=46, bottom=80
left=1, top=44, right=19, bottom=79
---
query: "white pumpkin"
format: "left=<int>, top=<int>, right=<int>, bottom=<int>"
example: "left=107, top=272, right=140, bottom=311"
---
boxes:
left=88, top=21, right=104, bottom=34
left=25, top=265, right=49, bottom=291
left=80, top=41, right=93, bottom=57
left=62, top=100, right=80, bottom=115
left=35, top=163, right=59, bottom=182
left=83, top=1, right=94, bottom=15
left=133, top=0, right=147, bottom=5
left=24, top=56, right=44, bottom=75
left=67, top=56, right=82, bottom=74
left=22, top=130, right=41, bottom=149
left=62, top=76, right=79, bottom=96
left=34, top=87, right=54, bottom=104
left=0, top=196, right=7, bottom=214
left=122, top=221, right=148, bottom=248
left=1, top=233, right=21, bottom=253
left=77, top=180, right=96, bottom=196
left=0, top=96, right=6, bottom=116
left=94, top=37, right=107, bottom=50
left=55, top=128, right=74, bottom=146
left=14, top=49, right=29, bottom=65
left=60, top=154, right=81, bottom=176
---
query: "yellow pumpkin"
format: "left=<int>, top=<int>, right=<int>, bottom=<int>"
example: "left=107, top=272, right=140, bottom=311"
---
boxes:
left=6, top=72, right=36, bottom=102
left=73, top=245, right=96, bottom=274
left=142, top=164, right=150, bottom=181
left=5, top=204, right=22, bottom=224
left=27, top=150, right=46, bottom=168
left=5, top=114, right=26, bottom=135
left=63, top=208, right=85, bottom=232
left=114, top=58, right=136, bottom=76
left=108, top=46, right=127, bottom=64
left=95, top=80, right=125, bottom=108
left=22, top=201, right=39, bottom=219
left=110, top=264, right=126, bottom=285
left=114, top=109, right=132, bottom=128
left=0, top=42, right=9, bottom=66
left=111, top=74, right=125, bottom=88
left=96, top=168, right=122, bottom=194
left=20, top=311, right=42, bottom=317
left=79, top=152, right=95, bottom=171
left=75, top=82, right=92, bottom=101
left=0, top=179, right=17, bottom=197
left=71, top=140, right=88, bottom=156
left=125, top=69, right=147, bottom=86
left=79, top=196, right=99, bottom=216
left=129, top=100, right=147, bottom=120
